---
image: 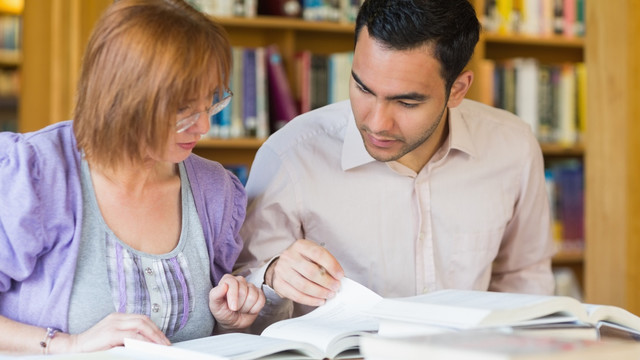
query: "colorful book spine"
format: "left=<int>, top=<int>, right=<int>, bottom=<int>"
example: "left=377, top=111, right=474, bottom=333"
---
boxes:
left=230, top=46, right=245, bottom=138
left=242, top=48, right=258, bottom=137
left=266, top=45, right=299, bottom=131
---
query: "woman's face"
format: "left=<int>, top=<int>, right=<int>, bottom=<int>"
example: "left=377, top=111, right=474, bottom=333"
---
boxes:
left=150, top=89, right=216, bottom=165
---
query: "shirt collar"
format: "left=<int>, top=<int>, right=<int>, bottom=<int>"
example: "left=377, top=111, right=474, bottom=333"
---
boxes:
left=341, top=102, right=477, bottom=171
left=447, top=104, right=477, bottom=158
left=341, top=113, right=376, bottom=170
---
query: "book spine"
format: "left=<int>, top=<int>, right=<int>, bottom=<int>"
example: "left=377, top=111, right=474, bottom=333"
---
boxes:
left=557, top=63, right=576, bottom=146
left=310, top=54, right=329, bottom=110
left=230, top=46, right=245, bottom=138
left=266, top=45, right=299, bottom=131
left=496, top=0, right=514, bottom=34
left=243, top=48, right=258, bottom=137
left=514, top=57, right=539, bottom=135
left=563, top=0, right=576, bottom=37
left=255, top=47, right=269, bottom=138
left=295, top=50, right=312, bottom=114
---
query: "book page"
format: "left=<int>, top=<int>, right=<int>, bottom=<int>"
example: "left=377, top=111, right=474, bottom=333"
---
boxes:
left=584, top=303, right=640, bottom=332
left=126, top=334, right=324, bottom=360
left=261, top=277, right=382, bottom=357
left=367, top=289, right=585, bottom=329
left=361, top=331, right=640, bottom=360
left=124, top=338, right=228, bottom=360
left=173, top=333, right=324, bottom=360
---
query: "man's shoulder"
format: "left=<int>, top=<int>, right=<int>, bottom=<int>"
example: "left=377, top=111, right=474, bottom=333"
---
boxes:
left=458, top=99, right=529, bottom=131
left=457, top=100, right=537, bottom=141
left=454, top=99, right=540, bottom=157
left=263, top=100, right=351, bottom=155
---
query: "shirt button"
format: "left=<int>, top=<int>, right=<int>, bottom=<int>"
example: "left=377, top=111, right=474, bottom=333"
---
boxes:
left=145, top=267, right=153, bottom=275
left=152, top=303, right=160, bottom=313
left=152, top=286, right=160, bottom=292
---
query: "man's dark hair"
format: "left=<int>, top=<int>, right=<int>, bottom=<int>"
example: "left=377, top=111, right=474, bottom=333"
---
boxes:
left=355, top=0, right=480, bottom=93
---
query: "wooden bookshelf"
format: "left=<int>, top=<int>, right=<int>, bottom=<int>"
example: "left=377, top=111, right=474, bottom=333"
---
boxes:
left=194, top=137, right=265, bottom=168
left=0, top=0, right=23, bottom=15
left=540, top=143, right=585, bottom=157
left=0, top=49, right=20, bottom=66
left=583, top=0, right=640, bottom=313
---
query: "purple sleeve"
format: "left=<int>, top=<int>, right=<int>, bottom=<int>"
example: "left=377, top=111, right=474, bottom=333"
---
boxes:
left=0, top=122, right=83, bottom=331
left=0, top=132, right=47, bottom=291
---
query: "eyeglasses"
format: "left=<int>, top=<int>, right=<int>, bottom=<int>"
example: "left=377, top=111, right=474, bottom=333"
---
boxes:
left=176, top=89, right=233, bottom=133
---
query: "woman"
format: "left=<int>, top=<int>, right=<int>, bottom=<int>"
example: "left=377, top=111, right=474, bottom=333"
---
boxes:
left=0, top=0, right=264, bottom=354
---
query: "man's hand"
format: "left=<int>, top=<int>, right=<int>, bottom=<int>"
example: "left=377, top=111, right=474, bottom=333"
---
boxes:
left=209, top=274, right=266, bottom=332
left=265, top=239, right=344, bottom=306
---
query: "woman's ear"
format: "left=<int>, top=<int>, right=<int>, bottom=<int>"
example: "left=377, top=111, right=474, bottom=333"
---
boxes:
left=447, top=70, right=474, bottom=108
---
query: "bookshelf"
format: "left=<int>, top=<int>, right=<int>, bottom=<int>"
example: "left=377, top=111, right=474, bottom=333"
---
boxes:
left=466, top=0, right=587, bottom=292
left=0, top=2, right=21, bottom=133
left=193, top=137, right=264, bottom=169
left=16, top=0, right=640, bottom=313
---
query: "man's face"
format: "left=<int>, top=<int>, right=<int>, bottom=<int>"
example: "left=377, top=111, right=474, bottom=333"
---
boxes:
left=350, top=28, right=450, bottom=171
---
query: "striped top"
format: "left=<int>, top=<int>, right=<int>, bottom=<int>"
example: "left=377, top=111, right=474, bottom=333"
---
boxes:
left=68, top=160, right=214, bottom=341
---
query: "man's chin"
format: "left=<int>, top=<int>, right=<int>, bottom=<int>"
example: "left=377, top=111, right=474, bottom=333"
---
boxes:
left=364, top=146, right=402, bottom=163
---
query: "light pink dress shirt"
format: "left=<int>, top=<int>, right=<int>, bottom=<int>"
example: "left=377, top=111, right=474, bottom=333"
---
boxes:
left=237, top=99, right=555, bottom=329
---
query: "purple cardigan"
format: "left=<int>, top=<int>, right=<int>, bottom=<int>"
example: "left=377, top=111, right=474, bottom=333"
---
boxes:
left=0, top=121, right=246, bottom=332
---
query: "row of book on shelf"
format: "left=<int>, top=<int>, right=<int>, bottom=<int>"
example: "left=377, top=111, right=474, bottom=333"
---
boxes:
left=0, top=13, right=20, bottom=52
left=206, top=44, right=352, bottom=141
left=0, top=67, right=18, bottom=97
left=546, top=159, right=584, bottom=255
left=478, top=58, right=586, bottom=146
left=483, top=0, right=586, bottom=37
left=208, top=46, right=587, bottom=150
left=119, top=277, right=640, bottom=360
left=187, top=0, right=363, bottom=22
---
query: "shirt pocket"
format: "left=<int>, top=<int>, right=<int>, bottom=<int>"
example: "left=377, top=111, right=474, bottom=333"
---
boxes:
left=444, top=225, right=506, bottom=289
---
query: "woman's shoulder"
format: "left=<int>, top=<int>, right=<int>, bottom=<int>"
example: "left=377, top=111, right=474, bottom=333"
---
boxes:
left=1, top=121, right=77, bottom=161
left=183, top=154, right=246, bottom=200
left=0, top=121, right=80, bottom=179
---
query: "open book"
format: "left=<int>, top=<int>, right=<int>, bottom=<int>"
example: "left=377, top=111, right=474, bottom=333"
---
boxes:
left=125, top=278, right=382, bottom=359
left=366, top=289, right=640, bottom=341
left=360, top=331, right=640, bottom=360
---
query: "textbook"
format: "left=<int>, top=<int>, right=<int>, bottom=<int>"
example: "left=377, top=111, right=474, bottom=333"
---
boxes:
left=367, top=289, right=640, bottom=341
left=124, top=278, right=382, bottom=360
left=360, top=331, right=640, bottom=360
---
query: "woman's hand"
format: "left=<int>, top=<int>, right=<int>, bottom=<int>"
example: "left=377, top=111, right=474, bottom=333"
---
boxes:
left=55, top=313, right=170, bottom=353
left=209, top=274, right=266, bottom=333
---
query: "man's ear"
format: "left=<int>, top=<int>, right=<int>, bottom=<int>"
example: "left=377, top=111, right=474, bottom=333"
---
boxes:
left=447, top=70, right=474, bottom=108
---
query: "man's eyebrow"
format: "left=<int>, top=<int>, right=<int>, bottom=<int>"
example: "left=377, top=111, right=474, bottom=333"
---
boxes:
left=351, top=71, right=375, bottom=95
left=351, top=70, right=428, bottom=102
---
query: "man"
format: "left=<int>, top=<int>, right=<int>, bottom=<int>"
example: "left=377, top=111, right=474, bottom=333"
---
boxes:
left=236, top=0, right=555, bottom=331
